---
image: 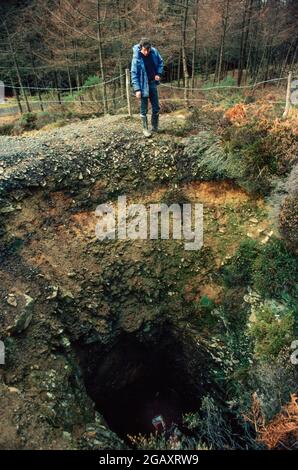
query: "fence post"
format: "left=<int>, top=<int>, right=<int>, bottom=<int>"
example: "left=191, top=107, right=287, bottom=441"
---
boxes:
left=283, top=71, right=292, bottom=119
left=126, top=68, right=132, bottom=117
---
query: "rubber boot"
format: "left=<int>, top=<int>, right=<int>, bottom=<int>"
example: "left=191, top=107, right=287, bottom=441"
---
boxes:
left=151, top=113, right=159, bottom=132
left=141, top=115, right=151, bottom=137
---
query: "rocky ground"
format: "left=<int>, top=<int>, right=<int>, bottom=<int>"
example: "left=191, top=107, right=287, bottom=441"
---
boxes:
left=0, top=112, right=274, bottom=449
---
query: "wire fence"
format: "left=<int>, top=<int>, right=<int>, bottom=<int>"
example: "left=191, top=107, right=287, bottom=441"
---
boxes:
left=3, top=73, right=126, bottom=91
left=159, top=76, right=291, bottom=91
left=0, top=69, right=296, bottom=118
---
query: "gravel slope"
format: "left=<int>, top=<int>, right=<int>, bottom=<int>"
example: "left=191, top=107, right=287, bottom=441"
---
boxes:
left=0, top=113, right=185, bottom=200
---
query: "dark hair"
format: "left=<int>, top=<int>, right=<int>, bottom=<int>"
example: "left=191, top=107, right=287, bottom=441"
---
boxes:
left=139, top=37, right=151, bottom=49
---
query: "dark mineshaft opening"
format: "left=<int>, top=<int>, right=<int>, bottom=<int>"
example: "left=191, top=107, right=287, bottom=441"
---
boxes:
left=78, top=331, right=204, bottom=442
left=97, top=369, right=195, bottom=439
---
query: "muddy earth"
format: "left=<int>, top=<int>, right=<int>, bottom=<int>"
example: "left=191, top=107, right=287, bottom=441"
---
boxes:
left=0, top=113, right=272, bottom=449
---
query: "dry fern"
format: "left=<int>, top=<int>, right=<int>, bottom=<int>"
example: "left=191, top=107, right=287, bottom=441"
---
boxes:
left=244, top=393, right=298, bottom=450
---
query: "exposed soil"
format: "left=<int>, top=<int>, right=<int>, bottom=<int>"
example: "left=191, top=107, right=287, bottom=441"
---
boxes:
left=0, top=112, right=273, bottom=449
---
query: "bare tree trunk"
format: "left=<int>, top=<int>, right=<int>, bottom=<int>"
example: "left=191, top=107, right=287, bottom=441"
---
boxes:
left=204, top=48, right=209, bottom=81
left=264, top=1, right=280, bottom=85
left=29, top=45, right=44, bottom=112
left=181, top=0, right=190, bottom=104
left=279, top=35, right=297, bottom=85
left=250, top=0, right=262, bottom=83
left=50, top=51, right=62, bottom=105
left=216, top=0, right=230, bottom=84
left=62, top=31, right=73, bottom=94
left=97, top=0, right=107, bottom=114
left=214, top=47, right=220, bottom=84
left=238, top=0, right=253, bottom=86
left=191, top=0, right=200, bottom=90
left=177, top=49, right=182, bottom=86
left=170, top=63, right=174, bottom=83
left=245, top=10, right=256, bottom=83
left=72, top=40, right=83, bottom=106
left=9, top=72, right=23, bottom=114
left=290, top=44, right=298, bottom=71
left=117, top=0, right=124, bottom=98
left=4, top=21, right=31, bottom=112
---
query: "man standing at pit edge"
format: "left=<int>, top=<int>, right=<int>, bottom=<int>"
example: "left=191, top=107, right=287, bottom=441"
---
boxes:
left=131, top=38, right=164, bottom=137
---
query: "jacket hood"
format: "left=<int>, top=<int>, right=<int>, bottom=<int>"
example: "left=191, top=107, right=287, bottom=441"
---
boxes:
left=132, top=44, right=156, bottom=57
left=132, top=44, right=140, bottom=56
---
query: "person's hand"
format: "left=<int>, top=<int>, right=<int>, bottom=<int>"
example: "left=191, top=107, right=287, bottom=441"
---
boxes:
left=135, top=91, right=141, bottom=99
left=154, top=75, right=160, bottom=81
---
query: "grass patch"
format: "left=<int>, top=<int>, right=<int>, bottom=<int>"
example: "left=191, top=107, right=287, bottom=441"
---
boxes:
left=252, top=238, right=298, bottom=301
left=250, top=302, right=295, bottom=362
left=222, top=238, right=260, bottom=287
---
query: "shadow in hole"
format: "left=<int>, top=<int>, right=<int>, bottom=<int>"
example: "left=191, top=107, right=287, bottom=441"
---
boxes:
left=96, top=373, right=194, bottom=441
left=77, top=333, right=203, bottom=443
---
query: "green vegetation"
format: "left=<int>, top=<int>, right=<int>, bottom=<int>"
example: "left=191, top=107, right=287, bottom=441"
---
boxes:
left=19, top=111, right=37, bottom=130
left=202, top=75, right=237, bottom=89
left=223, top=121, right=279, bottom=195
left=249, top=302, right=295, bottom=362
left=0, top=122, right=14, bottom=135
left=64, top=74, right=102, bottom=103
left=252, top=238, right=298, bottom=301
left=199, top=295, right=215, bottom=312
left=222, top=237, right=298, bottom=301
left=181, top=117, right=298, bottom=196
left=222, top=239, right=260, bottom=287
left=182, top=131, right=228, bottom=180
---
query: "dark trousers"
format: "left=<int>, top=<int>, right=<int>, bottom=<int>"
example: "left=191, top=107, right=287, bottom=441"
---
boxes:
left=140, top=80, right=160, bottom=117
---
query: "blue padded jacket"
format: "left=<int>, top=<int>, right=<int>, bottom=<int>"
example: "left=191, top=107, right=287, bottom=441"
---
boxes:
left=130, top=44, right=164, bottom=98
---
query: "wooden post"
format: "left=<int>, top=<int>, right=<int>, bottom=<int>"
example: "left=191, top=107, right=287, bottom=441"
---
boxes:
left=126, top=68, right=132, bottom=117
left=283, top=71, right=292, bottom=119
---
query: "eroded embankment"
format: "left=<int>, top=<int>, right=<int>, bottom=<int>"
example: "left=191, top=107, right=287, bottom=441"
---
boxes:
left=0, top=114, right=273, bottom=449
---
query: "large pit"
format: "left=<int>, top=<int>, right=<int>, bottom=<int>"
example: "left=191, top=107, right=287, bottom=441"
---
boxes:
left=75, top=328, right=212, bottom=443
